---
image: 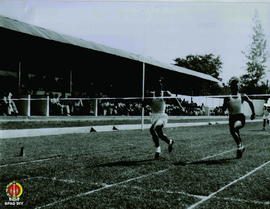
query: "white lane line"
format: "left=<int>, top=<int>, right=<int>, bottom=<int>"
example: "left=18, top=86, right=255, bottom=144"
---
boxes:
left=0, top=151, right=150, bottom=168
left=34, top=147, right=237, bottom=209
left=150, top=188, right=207, bottom=199
left=24, top=177, right=270, bottom=206
left=0, top=142, right=236, bottom=169
left=186, top=144, right=252, bottom=163
left=0, top=150, right=124, bottom=168
left=187, top=160, right=270, bottom=209
left=214, top=197, right=270, bottom=205
left=22, top=176, right=84, bottom=184
left=119, top=184, right=270, bottom=206
left=35, top=169, right=168, bottom=209
left=197, top=148, right=235, bottom=161
left=23, top=176, right=110, bottom=187
left=118, top=185, right=206, bottom=199
left=0, top=157, right=60, bottom=168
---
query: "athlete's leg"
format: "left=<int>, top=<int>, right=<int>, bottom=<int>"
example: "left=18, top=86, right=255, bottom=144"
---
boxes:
left=230, top=114, right=245, bottom=146
left=235, top=114, right=246, bottom=145
left=230, top=124, right=245, bottom=159
left=235, top=128, right=242, bottom=145
left=155, top=125, right=170, bottom=144
left=150, top=123, right=160, bottom=148
left=229, top=126, right=241, bottom=146
left=150, top=122, right=161, bottom=159
left=235, top=119, right=244, bottom=138
left=263, top=119, right=266, bottom=130
left=156, top=125, right=174, bottom=153
left=229, top=117, right=242, bottom=158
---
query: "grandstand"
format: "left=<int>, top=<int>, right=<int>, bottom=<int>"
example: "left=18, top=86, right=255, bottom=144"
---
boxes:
left=0, top=15, right=222, bottom=117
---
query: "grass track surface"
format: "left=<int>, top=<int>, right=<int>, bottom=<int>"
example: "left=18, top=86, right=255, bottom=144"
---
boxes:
left=0, top=122, right=269, bottom=208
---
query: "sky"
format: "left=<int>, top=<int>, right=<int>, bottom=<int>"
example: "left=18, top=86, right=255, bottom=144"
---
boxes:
left=0, top=0, right=270, bottom=83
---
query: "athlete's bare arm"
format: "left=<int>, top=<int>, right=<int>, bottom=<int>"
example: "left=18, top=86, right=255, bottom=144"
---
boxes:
left=222, top=97, right=229, bottom=113
left=165, top=91, right=185, bottom=112
left=242, top=94, right=255, bottom=120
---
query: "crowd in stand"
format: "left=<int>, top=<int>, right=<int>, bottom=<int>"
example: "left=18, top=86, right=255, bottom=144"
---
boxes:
left=98, top=101, right=144, bottom=116
left=98, top=98, right=207, bottom=116
left=49, top=93, right=93, bottom=116
left=0, top=92, right=223, bottom=116
left=211, top=106, right=225, bottom=116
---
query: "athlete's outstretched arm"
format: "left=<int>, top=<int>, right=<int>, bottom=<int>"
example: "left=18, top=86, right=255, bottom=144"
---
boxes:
left=242, top=94, right=255, bottom=120
left=165, top=91, right=185, bottom=112
left=222, top=97, right=229, bottom=113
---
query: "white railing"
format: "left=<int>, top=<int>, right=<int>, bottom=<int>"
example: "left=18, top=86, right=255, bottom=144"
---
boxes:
left=1, top=94, right=267, bottom=117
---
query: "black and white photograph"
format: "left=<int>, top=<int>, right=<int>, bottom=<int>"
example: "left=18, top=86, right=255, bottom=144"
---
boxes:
left=0, top=0, right=270, bottom=208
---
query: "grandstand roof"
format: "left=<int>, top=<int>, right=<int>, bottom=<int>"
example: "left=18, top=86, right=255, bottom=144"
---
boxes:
left=0, top=15, right=221, bottom=85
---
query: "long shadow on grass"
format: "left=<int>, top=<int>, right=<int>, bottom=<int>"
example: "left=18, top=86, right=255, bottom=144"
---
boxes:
left=95, top=159, right=156, bottom=167
left=173, top=157, right=235, bottom=166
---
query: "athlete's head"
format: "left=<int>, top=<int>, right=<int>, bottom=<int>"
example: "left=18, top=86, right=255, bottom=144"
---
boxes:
left=229, top=77, right=240, bottom=93
left=154, top=77, right=164, bottom=96
left=7, top=92, right=13, bottom=99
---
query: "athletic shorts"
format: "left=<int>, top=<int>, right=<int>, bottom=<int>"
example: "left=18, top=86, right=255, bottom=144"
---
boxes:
left=150, top=113, right=168, bottom=127
left=262, top=115, right=270, bottom=120
left=229, top=113, right=245, bottom=129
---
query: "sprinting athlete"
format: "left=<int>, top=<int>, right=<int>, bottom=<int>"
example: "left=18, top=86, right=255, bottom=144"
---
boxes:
left=222, top=77, right=255, bottom=159
left=149, top=78, right=184, bottom=160
left=262, top=104, right=270, bottom=131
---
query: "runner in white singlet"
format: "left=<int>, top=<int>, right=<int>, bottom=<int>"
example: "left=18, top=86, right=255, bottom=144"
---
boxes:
left=222, top=77, right=255, bottom=159
left=148, top=77, right=185, bottom=160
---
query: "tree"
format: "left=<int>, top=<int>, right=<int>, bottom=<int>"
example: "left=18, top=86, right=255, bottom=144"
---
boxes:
left=174, top=54, right=223, bottom=95
left=240, top=11, right=268, bottom=94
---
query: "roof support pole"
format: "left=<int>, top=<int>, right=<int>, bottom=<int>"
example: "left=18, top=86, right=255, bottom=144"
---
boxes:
left=69, top=70, right=72, bottom=94
left=18, top=61, right=21, bottom=90
left=141, top=62, right=145, bottom=130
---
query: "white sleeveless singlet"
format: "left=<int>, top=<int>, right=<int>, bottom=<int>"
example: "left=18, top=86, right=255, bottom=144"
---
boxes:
left=228, top=94, right=243, bottom=115
left=150, top=98, right=168, bottom=126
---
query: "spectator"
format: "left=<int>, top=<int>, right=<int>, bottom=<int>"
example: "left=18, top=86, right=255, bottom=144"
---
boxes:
left=59, top=93, right=71, bottom=116
left=73, top=96, right=84, bottom=115
left=0, top=92, right=9, bottom=115
left=50, top=94, right=62, bottom=115
left=4, top=92, right=19, bottom=116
